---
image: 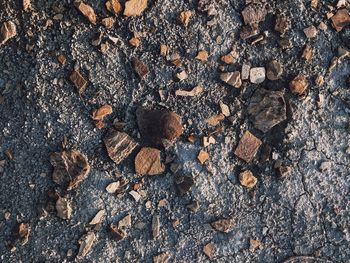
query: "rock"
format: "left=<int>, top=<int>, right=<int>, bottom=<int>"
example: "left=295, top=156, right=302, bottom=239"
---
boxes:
left=250, top=239, right=263, bottom=252
left=129, top=37, right=140, bottom=47
left=289, top=74, right=309, bottom=95
left=187, top=200, right=200, bottom=212
left=74, top=1, right=97, bottom=25
left=197, top=150, right=209, bottom=164
left=247, top=88, right=287, bottom=133
left=135, top=147, right=165, bottom=176
left=129, top=190, right=141, bottom=201
left=136, top=108, right=183, bottom=146
left=50, top=150, right=90, bottom=191
left=14, top=222, right=30, bottom=245
left=239, top=170, right=257, bottom=189
left=106, top=182, right=120, bottom=193
left=241, top=63, right=251, bottom=80
left=303, top=25, right=318, bottom=38
left=109, top=224, right=126, bottom=241
left=133, top=58, right=149, bottom=79
left=101, top=17, right=115, bottom=29
left=175, top=175, right=194, bottom=195
left=203, top=242, right=215, bottom=259
left=178, top=10, right=192, bottom=26
left=331, top=9, right=350, bottom=32
left=220, top=71, right=242, bottom=88
left=89, top=210, right=105, bottom=225
left=274, top=14, right=290, bottom=34
left=70, top=70, right=88, bottom=94
left=104, top=129, right=138, bottom=165
left=124, top=0, right=147, bottom=17
left=105, top=0, right=122, bottom=15
left=203, top=136, right=216, bottom=147
left=221, top=49, right=238, bottom=64
left=153, top=252, right=170, bottom=263
left=23, top=0, right=31, bottom=11
left=210, top=218, right=234, bottom=233
left=319, top=161, right=332, bottom=172
left=250, top=67, right=266, bottom=84
left=315, top=75, right=324, bottom=87
left=56, top=197, right=72, bottom=220
left=0, top=21, right=17, bottom=46
left=302, top=44, right=314, bottom=61
left=160, top=44, right=168, bottom=56
left=77, top=231, right=96, bottom=260
left=241, top=3, right=267, bottom=26
left=57, top=54, right=66, bottom=65
left=234, top=131, right=262, bottom=163
left=240, top=24, right=259, bottom=40
left=92, top=105, right=113, bottom=121
left=118, top=214, right=132, bottom=228
left=266, top=60, right=283, bottom=80
left=176, top=70, right=188, bottom=81
left=219, top=101, right=230, bottom=117
left=175, top=86, right=203, bottom=97
left=206, top=113, right=225, bottom=126
left=196, top=50, right=209, bottom=61
left=152, top=215, right=160, bottom=239
left=277, top=166, right=292, bottom=177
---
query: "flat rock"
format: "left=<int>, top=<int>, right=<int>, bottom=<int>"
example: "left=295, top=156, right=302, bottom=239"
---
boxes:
left=210, top=218, right=234, bottom=233
left=77, top=231, right=96, bottom=259
left=220, top=71, right=242, bottom=88
left=104, top=129, right=138, bottom=164
left=241, top=3, right=267, bottom=26
left=203, top=242, right=215, bottom=259
left=70, top=70, right=87, bottom=94
left=135, top=147, right=165, bottom=176
left=289, top=74, right=309, bottom=95
left=247, top=88, right=287, bottom=132
left=74, top=1, right=97, bottom=25
left=124, top=0, right=147, bottom=17
left=153, top=252, right=170, bottom=263
left=331, top=9, right=350, bottom=32
left=109, top=224, right=126, bottom=241
left=133, top=58, right=149, bottom=79
left=0, top=21, right=17, bottom=46
left=152, top=215, right=160, bottom=239
left=234, top=131, right=262, bottom=163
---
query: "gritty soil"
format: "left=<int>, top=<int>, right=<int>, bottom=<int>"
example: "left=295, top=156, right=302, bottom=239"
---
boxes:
left=0, top=0, right=349, bottom=263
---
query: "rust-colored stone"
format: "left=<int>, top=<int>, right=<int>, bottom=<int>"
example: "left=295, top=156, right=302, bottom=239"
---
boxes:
left=234, top=131, right=262, bottom=163
left=135, top=147, right=165, bottom=176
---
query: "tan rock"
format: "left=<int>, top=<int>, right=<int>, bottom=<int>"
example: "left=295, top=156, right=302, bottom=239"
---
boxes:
left=105, top=0, right=122, bottom=15
left=196, top=50, right=209, bottom=61
left=219, top=101, right=230, bottom=117
left=56, top=197, right=72, bottom=219
left=89, top=210, right=105, bottom=225
left=57, top=54, right=66, bottom=65
left=135, top=147, right=165, bottom=176
left=129, top=37, right=141, bottom=47
left=220, top=71, right=242, bottom=88
left=160, top=44, right=168, bottom=56
left=77, top=232, right=96, bottom=259
left=250, top=67, right=266, bottom=84
left=0, top=21, right=17, bottom=46
left=275, top=14, right=290, bottom=34
left=70, top=70, right=87, bottom=94
left=331, top=9, right=350, bottom=32
left=153, top=252, right=170, bottom=263
left=178, top=10, right=192, bottom=26
left=74, top=1, right=97, bottom=25
left=124, top=0, right=147, bottom=17
left=211, top=218, right=234, bottom=233
left=203, top=242, right=215, bottom=259
left=289, top=74, right=309, bottom=95
left=175, top=86, right=203, bottom=97
left=239, top=170, right=257, bottom=188
left=101, top=17, right=115, bottom=28
left=23, top=0, right=31, bottom=11
left=206, top=113, right=225, bottom=126
left=234, top=131, right=262, bottom=163
left=152, top=215, right=160, bottom=239
left=221, top=49, right=238, bottom=64
left=197, top=150, right=209, bottom=164
left=302, top=44, right=314, bottom=61
left=303, top=25, right=318, bottom=38
left=92, top=105, right=113, bottom=121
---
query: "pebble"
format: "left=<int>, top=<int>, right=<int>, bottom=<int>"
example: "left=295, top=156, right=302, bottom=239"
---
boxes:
left=197, top=150, right=209, bottom=164
left=239, top=170, right=257, bottom=189
left=129, top=190, right=141, bottom=202
left=266, top=60, right=283, bottom=80
left=153, top=252, right=170, bottom=263
left=331, top=9, right=350, bottom=32
left=135, top=147, right=165, bottom=176
left=210, top=218, right=234, bottom=233
left=234, top=131, right=262, bottom=163
left=289, top=74, right=309, bottom=95
left=250, top=67, right=266, bottom=84
left=105, top=0, right=122, bottom=15
left=241, top=63, right=251, bottom=80
left=124, top=0, right=147, bottom=17
left=176, top=70, right=188, bottom=81
left=70, top=70, right=87, bottom=94
left=152, top=215, right=160, bottom=239
left=220, top=71, right=242, bottom=88
left=175, top=175, right=194, bottom=195
left=178, top=10, right=192, bottom=26
left=0, top=21, right=17, bottom=46
left=303, top=25, right=318, bottom=38
left=203, top=242, right=215, bottom=259
left=74, top=1, right=97, bottom=25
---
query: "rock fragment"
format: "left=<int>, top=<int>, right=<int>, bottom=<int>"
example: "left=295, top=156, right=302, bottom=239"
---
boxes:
left=92, top=105, right=113, bottom=121
left=178, top=10, right=192, bottom=26
left=124, top=0, right=147, bottom=17
left=206, top=113, right=225, bottom=126
left=234, top=131, right=262, bottom=163
left=219, top=101, right=230, bottom=117
left=129, top=190, right=141, bottom=202
left=106, top=182, right=120, bottom=193
left=241, top=3, right=267, bottom=26
left=57, top=54, right=66, bottom=65
left=13, top=223, right=30, bottom=245
left=50, top=150, right=90, bottom=191
left=240, top=24, right=259, bottom=40
left=176, top=70, right=188, bottom=81
left=175, top=86, right=203, bottom=97
left=153, top=252, right=170, bottom=263
left=239, top=170, right=257, bottom=189
left=89, top=210, right=105, bottom=225
left=77, top=232, right=96, bottom=260
left=129, top=37, right=140, bottom=47
left=56, top=197, right=73, bottom=219
left=109, top=224, right=126, bottom=241
left=221, top=49, right=238, bottom=64
left=203, top=242, right=215, bottom=259
left=104, top=129, right=138, bottom=165
left=303, top=25, right=318, bottom=38
left=220, top=71, right=242, bottom=88
left=196, top=50, right=209, bottom=61
left=152, top=215, right=160, bottom=239
left=105, top=0, right=122, bottom=15
left=277, top=166, right=292, bottom=177
left=118, top=214, right=132, bottom=228
left=197, top=150, right=209, bottom=164
left=266, top=60, right=283, bottom=80
left=187, top=200, right=200, bottom=212
left=248, top=88, right=287, bottom=133
left=23, top=0, right=31, bottom=11
left=250, top=67, right=265, bottom=84
left=241, top=63, right=251, bottom=80
left=135, top=147, right=165, bottom=176
left=211, top=218, right=234, bottom=233
left=101, top=17, right=115, bottom=28
left=160, top=44, right=168, bottom=56
left=289, top=74, right=309, bottom=95
left=275, top=14, right=290, bottom=34
left=175, top=175, right=194, bottom=195
left=302, top=44, right=314, bottom=61
left=331, top=9, right=350, bottom=32
left=0, top=21, right=16, bottom=46
left=133, top=58, right=149, bottom=79
left=250, top=239, right=263, bottom=252
left=70, top=70, right=87, bottom=94
left=74, top=1, right=97, bottom=25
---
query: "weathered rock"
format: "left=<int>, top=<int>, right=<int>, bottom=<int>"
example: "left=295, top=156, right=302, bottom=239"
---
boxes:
left=133, top=58, right=149, bottom=79
left=234, top=131, right=262, bottom=163
left=331, top=9, right=350, bottom=32
left=175, top=86, right=203, bottom=97
left=77, top=231, right=96, bottom=259
left=241, top=3, right=267, bottom=26
left=220, top=71, right=242, bottom=88
left=50, top=150, right=90, bottom=191
left=152, top=215, right=160, bottom=239
left=289, top=74, right=309, bottom=95
left=56, top=197, right=73, bottom=219
left=274, top=14, right=290, bottom=34
left=92, top=105, right=113, bottom=121
left=211, top=218, right=234, bottom=233
left=109, top=224, right=126, bottom=241
left=153, top=252, right=170, bottom=263
left=178, top=10, right=192, bottom=26
left=196, top=50, right=209, bottom=61
left=74, top=1, right=97, bottom=25
left=221, top=49, right=237, bottom=64
left=206, top=113, right=225, bottom=126
left=70, top=70, right=87, bottom=94
left=248, top=88, right=287, bottom=132
left=0, top=21, right=17, bottom=46
left=118, top=214, right=132, bottom=228
left=135, top=147, right=165, bottom=176
left=101, top=17, right=115, bottom=28
left=105, top=0, right=122, bottom=15
left=203, top=242, right=215, bottom=259
left=89, top=210, right=105, bottom=225
left=239, top=170, right=257, bottom=188
left=136, top=108, right=183, bottom=146
left=302, top=44, right=314, bottom=61
left=103, top=129, right=138, bottom=165
left=175, top=175, right=194, bottom=195
left=250, top=67, right=265, bottom=84
left=240, top=24, right=259, bottom=40
left=197, top=150, right=209, bottom=164
left=303, top=25, right=318, bottom=38
left=124, top=0, right=147, bottom=17
left=266, top=60, right=283, bottom=80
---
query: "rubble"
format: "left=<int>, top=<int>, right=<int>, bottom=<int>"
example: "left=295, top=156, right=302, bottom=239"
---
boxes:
left=89, top=210, right=105, bottom=225
left=152, top=215, right=160, bottom=239
left=92, top=105, right=113, bottom=121
left=196, top=50, right=209, bottom=61
left=153, top=252, right=170, bottom=263
left=220, top=71, right=242, bottom=88
left=303, top=25, right=318, bottom=38
left=221, top=49, right=238, bottom=64
left=77, top=231, right=96, bottom=259
left=109, top=224, right=126, bottom=241
left=275, top=14, right=290, bottom=34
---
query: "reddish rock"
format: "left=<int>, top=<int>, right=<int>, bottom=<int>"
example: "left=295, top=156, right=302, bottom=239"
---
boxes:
left=135, top=147, right=165, bottom=176
left=234, top=131, right=262, bottom=163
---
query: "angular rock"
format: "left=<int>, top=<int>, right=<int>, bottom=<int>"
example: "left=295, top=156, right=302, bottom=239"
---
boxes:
left=109, top=224, right=126, bottom=241
left=250, top=67, right=265, bottom=84
left=175, top=175, right=194, bottom=195
left=234, top=131, right=262, bottom=163
left=248, top=88, right=287, bottom=133
left=153, top=252, right=170, bottom=263
left=105, top=0, right=122, bottom=15
left=135, top=147, right=165, bottom=176
left=77, top=231, right=96, bottom=259
left=240, top=24, right=259, bottom=40
left=118, top=214, right=132, bottom=228
left=220, top=71, right=242, bottom=88
left=89, top=210, right=105, bottom=225
left=196, top=50, right=209, bottom=61
left=302, top=44, right=314, bottom=61
left=101, top=17, right=115, bottom=29
left=241, top=63, right=251, bottom=80
left=92, top=105, right=113, bottom=121
left=57, top=54, right=66, bottom=65
left=221, top=49, right=237, bottom=64
left=133, top=58, right=149, bottom=79
left=176, top=70, right=188, bottom=81
left=274, top=14, right=289, bottom=34
left=303, top=25, right=318, bottom=38
left=74, top=1, right=97, bottom=25
left=70, top=70, right=87, bottom=94
left=266, top=60, right=283, bottom=80
left=175, top=86, right=203, bottom=97
left=203, top=242, right=215, bottom=259
left=0, top=21, right=16, bottom=46
left=50, top=150, right=90, bottom=191
left=178, top=10, right=192, bottom=26
left=206, top=113, right=225, bottom=126
left=331, top=9, right=350, bottom=32
left=219, top=101, right=230, bottom=117
left=152, top=215, right=160, bottom=239
left=23, top=0, right=31, bottom=11
left=289, top=74, right=309, bottom=95
left=56, top=197, right=73, bottom=219
left=277, top=166, right=292, bottom=177
left=197, top=150, right=209, bottom=164
left=241, top=3, right=267, bottom=26
left=210, top=218, right=234, bottom=233
left=124, top=0, right=147, bottom=17
left=106, top=182, right=120, bottom=193
left=136, top=108, right=183, bottom=146
left=239, top=170, right=257, bottom=188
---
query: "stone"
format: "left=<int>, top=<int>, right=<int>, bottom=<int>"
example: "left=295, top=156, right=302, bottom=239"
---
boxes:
left=250, top=239, right=263, bottom=252
left=105, top=0, right=122, bottom=15
left=101, top=17, right=115, bottom=28
left=135, top=147, right=165, bottom=176
left=175, top=175, right=194, bottom=195
left=289, top=74, right=309, bottom=95
left=129, top=37, right=140, bottom=47
left=302, top=44, right=314, bottom=61
left=211, top=218, right=234, bottom=233
left=311, top=0, right=318, bottom=8
left=275, top=14, right=290, bottom=34
left=241, top=63, right=251, bottom=80
left=153, top=252, right=170, bottom=263
left=239, top=170, right=257, bottom=188
left=56, top=197, right=72, bottom=220
left=241, top=3, right=267, bottom=25
left=178, top=10, right=192, bottom=26
left=206, top=113, right=225, bottom=126
left=23, top=0, right=31, bottom=11
left=0, top=21, right=17, bottom=46
left=136, top=108, right=183, bottom=146
left=197, top=150, right=209, bottom=164
left=234, top=131, right=262, bottom=163
left=57, top=54, right=66, bottom=65
left=203, top=242, right=215, bottom=259
left=303, top=25, right=318, bottom=38
left=203, top=136, right=216, bottom=147
left=133, top=58, right=149, bottom=79
left=124, top=0, right=147, bottom=17
left=175, top=86, right=203, bottom=97
left=250, top=67, right=266, bottom=84
left=152, top=215, right=160, bottom=239
left=106, top=182, right=120, bottom=193
left=109, top=224, right=126, bottom=241
left=118, top=214, right=131, bottom=228
left=240, top=24, right=259, bottom=40
left=74, top=1, right=97, bottom=25
left=89, top=210, right=105, bottom=225
left=196, top=50, right=209, bottom=61
left=103, top=129, right=138, bottom=164
left=247, top=88, right=287, bottom=133
left=129, top=190, right=141, bottom=201
left=277, top=166, right=292, bottom=177
left=319, top=161, right=332, bottom=172
left=266, top=60, right=283, bottom=80
left=92, top=105, right=113, bottom=121
left=160, top=44, right=168, bottom=56
left=219, top=101, right=230, bottom=117
left=220, top=71, right=242, bottom=88
left=176, top=70, right=188, bottom=81
left=221, top=49, right=238, bottom=64
left=77, top=231, right=96, bottom=259
left=331, top=9, right=350, bottom=32
left=70, top=70, right=87, bottom=94
left=50, top=150, right=90, bottom=191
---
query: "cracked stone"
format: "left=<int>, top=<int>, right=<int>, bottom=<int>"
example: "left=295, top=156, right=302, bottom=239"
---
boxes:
left=220, top=71, right=242, bottom=88
left=234, top=131, right=262, bottom=163
left=331, top=9, right=350, bottom=32
left=56, top=197, right=72, bottom=220
left=289, top=74, right=309, bottom=95
left=175, top=175, right=194, bottom=195
left=203, top=242, right=215, bottom=259
left=133, top=58, right=149, bottom=79
left=70, top=70, right=87, bottom=94
left=248, top=88, right=287, bottom=133
left=250, top=67, right=266, bottom=84
left=239, top=170, right=257, bottom=189
left=74, top=1, right=97, bottom=25
left=50, top=149, right=90, bottom=191
left=266, top=60, right=283, bottom=80
left=135, top=147, right=165, bottom=176
left=210, top=218, right=234, bottom=233
left=0, top=21, right=17, bottom=46
left=105, top=0, right=122, bottom=15
left=124, top=0, right=147, bottom=17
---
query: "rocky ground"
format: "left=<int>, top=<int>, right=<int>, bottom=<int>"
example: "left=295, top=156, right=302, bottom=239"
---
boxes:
left=0, top=0, right=349, bottom=262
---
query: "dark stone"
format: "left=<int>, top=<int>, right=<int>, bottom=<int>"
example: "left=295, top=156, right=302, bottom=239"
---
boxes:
left=133, top=58, right=149, bottom=79
left=175, top=175, right=194, bottom=195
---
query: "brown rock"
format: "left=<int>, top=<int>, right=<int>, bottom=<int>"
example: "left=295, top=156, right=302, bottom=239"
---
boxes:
left=104, top=129, right=138, bottom=165
left=153, top=252, right=170, bottom=263
left=289, top=74, right=309, bottom=95
left=152, top=215, right=160, bottom=239
left=160, top=44, right=168, bottom=56
left=133, top=58, right=149, bottom=79
left=105, top=0, right=122, bottom=15
left=56, top=196, right=73, bottom=219
left=250, top=239, right=263, bottom=252
left=109, top=224, right=126, bottom=241
left=23, top=0, right=31, bottom=11
left=211, top=218, right=234, bottom=233
left=266, top=60, right=283, bottom=80
left=50, top=150, right=90, bottom=191
left=124, top=0, right=147, bottom=17
left=178, top=10, right=192, bottom=26
left=303, top=25, right=318, bottom=38
left=239, top=170, right=257, bottom=189
left=302, top=44, right=314, bottom=61
left=175, top=175, right=194, bottom=195
left=241, top=3, right=267, bottom=26
left=196, top=50, right=209, bottom=61
left=0, top=21, right=17, bottom=46
left=240, top=24, right=259, bottom=40
left=74, top=1, right=97, bottom=25
left=70, top=70, right=87, bottom=94
left=77, top=231, right=96, bottom=259
left=135, top=147, right=165, bottom=176
left=136, top=108, right=183, bottom=146
left=221, top=49, right=238, bottom=64
left=277, top=166, right=292, bottom=177
left=175, top=86, right=203, bottom=97
left=220, top=71, right=242, bottom=88
left=92, top=105, right=113, bottom=121
left=57, top=54, right=66, bottom=65
left=234, top=131, right=262, bottom=163
left=129, top=37, right=141, bottom=47
left=101, top=17, right=115, bottom=28
left=203, top=242, right=215, bottom=259
left=331, top=9, right=350, bottom=32
left=206, top=113, right=225, bottom=126
left=274, top=14, right=289, bottom=34
left=197, top=150, right=209, bottom=164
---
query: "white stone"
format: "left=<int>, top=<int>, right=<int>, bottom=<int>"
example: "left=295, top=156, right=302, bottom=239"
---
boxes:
left=250, top=67, right=266, bottom=84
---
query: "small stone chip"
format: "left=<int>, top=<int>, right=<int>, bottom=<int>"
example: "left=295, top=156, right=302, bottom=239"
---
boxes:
left=109, top=224, right=126, bottom=241
left=129, top=190, right=141, bottom=202
left=220, top=71, right=242, bottom=88
left=289, top=74, right=309, bottom=95
left=89, top=210, right=105, bottom=225
left=129, top=37, right=140, bottom=47
left=211, top=218, right=234, bottom=233
left=15, top=223, right=30, bottom=245
left=57, top=54, right=66, bottom=65
left=0, top=21, right=17, bottom=46
left=56, top=197, right=73, bottom=220
left=241, top=63, right=251, bottom=80
left=302, top=44, right=314, bottom=61
left=133, top=58, right=149, bottom=79
left=250, top=239, right=263, bottom=252
left=153, top=252, right=170, bottom=263
left=266, top=60, right=283, bottom=80
left=219, top=101, right=230, bottom=117
left=176, top=70, right=188, bottom=81
left=92, top=105, right=113, bottom=121
left=77, top=231, right=96, bottom=259
left=135, top=147, right=165, bottom=176
left=203, top=136, right=216, bottom=147
left=118, top=214, right=132, bottom=228
left=234, top=131, right=262, bottom=163
left=105, top=0, right=122, bottom=15
left=74, top=1, right=97, bottom=25
left=124, top=0, right=147, bottom=17
left=206, top=113, right=225, bottom=126
left=106, top=182, right=120, bottom=193
left=152, top=215, right=160, bottom=239
left=160, top=44, right=168, bottom=56
left=196, top=50, right=209, bottom=61
left=197, top=150, right=209, bottom=164
left=303, top=25, right=318, bottom=38
left=277, top=166, right=292, bottom=177
left=241, top=3, right=267, bottom=26
left=250, top=67, right=266, bottom=84
left=239, top=170, right=257, bottom=189
left=203, top=242, right=215, bottom=259
left=221, top=49, right=238, bottom=64
left=101, top=17, right=115, bottom=29
left=70, top=70, right=87, bottom=94
left=275, top=14, right=290, bottom=34
left=178, top=10, right=192, bottom=26
left=23, top=0, right=31, bottom=11
left=175, top=86, right=203, bottom=97
left=331, top=9, right=350, bottom=32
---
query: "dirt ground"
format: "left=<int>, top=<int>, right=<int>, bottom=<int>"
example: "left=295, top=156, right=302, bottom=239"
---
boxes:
left=0, top=0, right=349, bottom=262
